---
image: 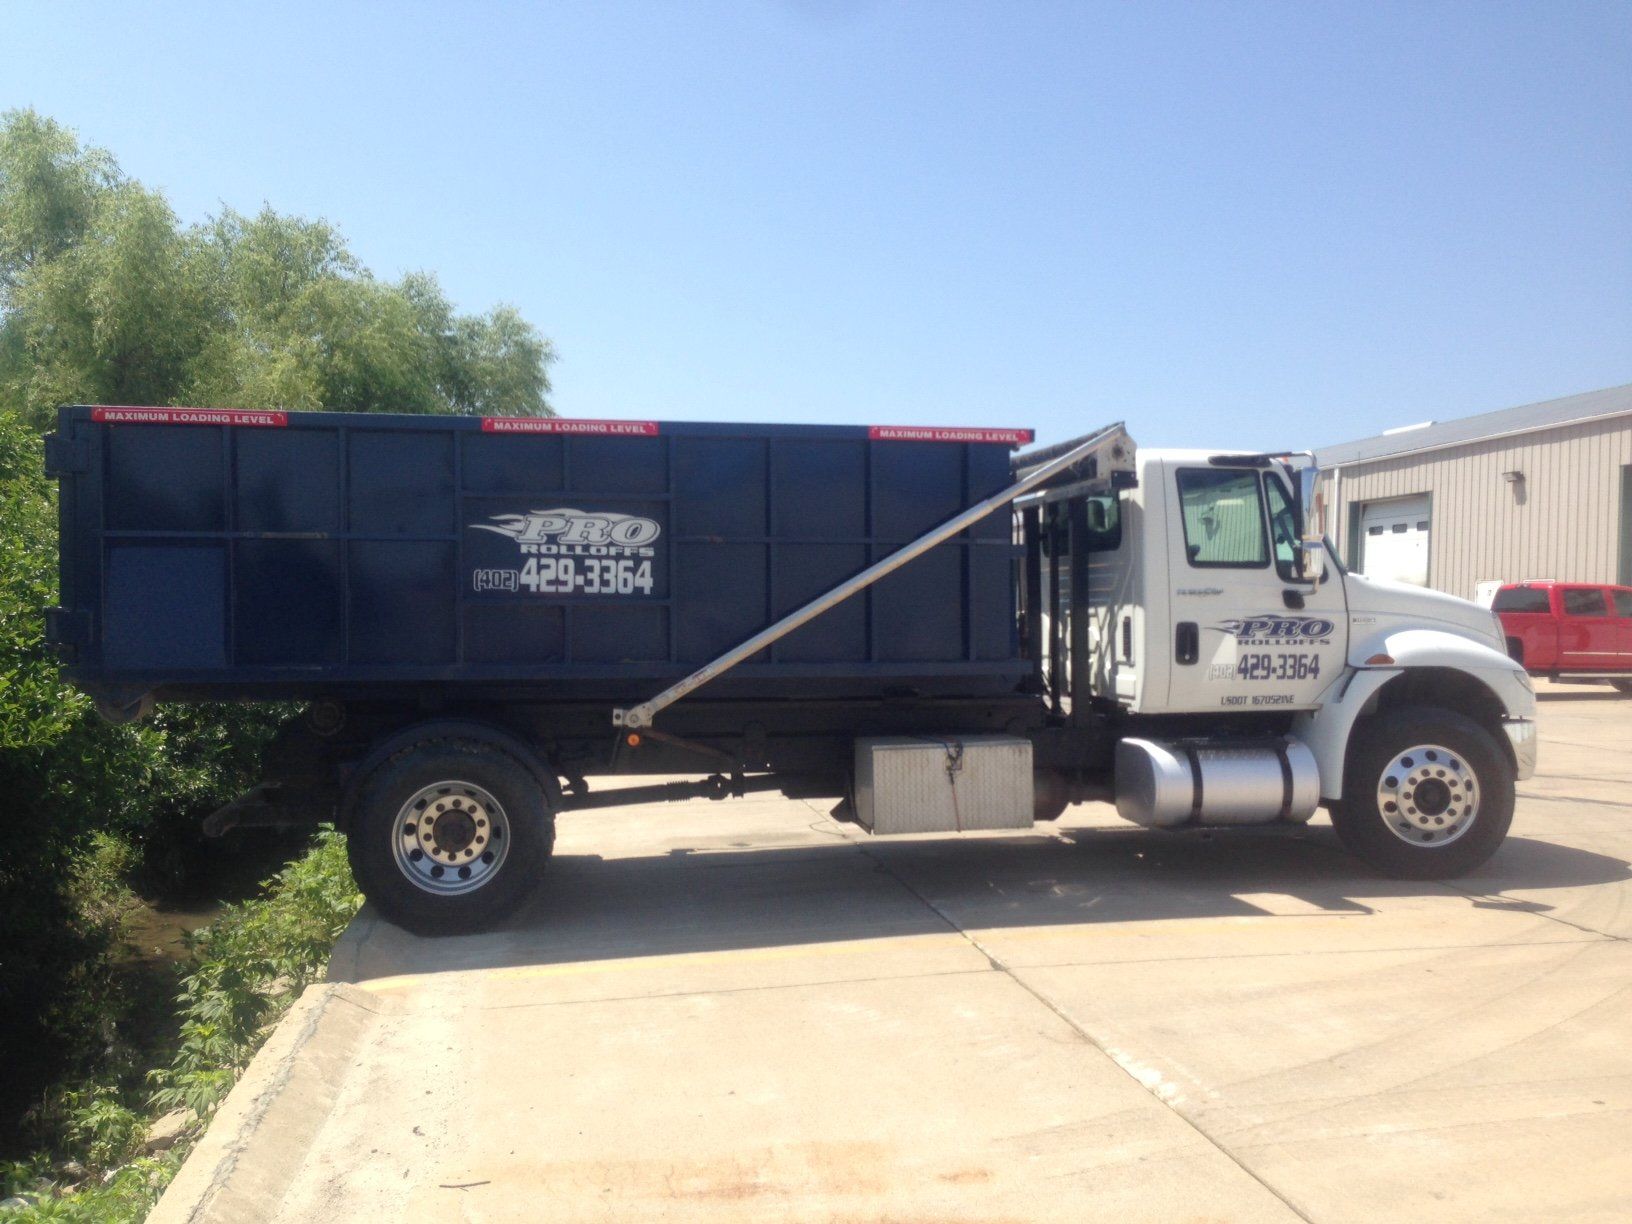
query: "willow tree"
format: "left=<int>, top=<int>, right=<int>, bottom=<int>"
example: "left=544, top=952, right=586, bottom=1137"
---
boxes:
left=0, top=108, right=554, bottom=426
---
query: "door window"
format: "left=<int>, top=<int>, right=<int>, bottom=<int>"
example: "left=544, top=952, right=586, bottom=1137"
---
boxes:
left=1492, top=587, right=1551, bottom=613
left=1263, top=475, right=1301, bottom=582
left=1561, top=588, right=1609, bottom=616
left=1612, top=590, right=1632, bottom=617
left=1176, top=469, right=1268, bottom=568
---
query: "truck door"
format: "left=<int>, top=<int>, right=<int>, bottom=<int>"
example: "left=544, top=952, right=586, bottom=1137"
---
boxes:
left=1612, top=587, right=1632, bottom=668
left=1490, top=583, right=1555, bottom=667
left=1163, top=462, right=1347, bottom=713
left=1557, top=586, right=1615, bottom=669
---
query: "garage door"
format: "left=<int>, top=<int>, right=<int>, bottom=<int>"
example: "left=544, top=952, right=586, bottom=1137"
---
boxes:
left=1359, top=495, right=1430, bottom=586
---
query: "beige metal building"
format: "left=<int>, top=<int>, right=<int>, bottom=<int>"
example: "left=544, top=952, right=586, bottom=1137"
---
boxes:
left=1313, top=384, right=1632, bottom=601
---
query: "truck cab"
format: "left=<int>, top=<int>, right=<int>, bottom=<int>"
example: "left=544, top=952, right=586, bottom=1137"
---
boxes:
left=1024, top=438, right=1536, bottom=875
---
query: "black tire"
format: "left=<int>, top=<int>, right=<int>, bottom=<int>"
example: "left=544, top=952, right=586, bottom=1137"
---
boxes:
left=1334, top=706, right=1513, bottom=879
left=346, top=739, right=554, bottom=936
left=1611, top=680, right=1632, bottom=696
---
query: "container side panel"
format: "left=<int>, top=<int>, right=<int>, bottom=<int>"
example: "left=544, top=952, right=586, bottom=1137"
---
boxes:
left=106, top=426, right=224, bottom=531
left=348, top=431, right=454, bottom=535
left=103, top=544, right=227, bottom=669
left=235, top=429, right=339, bottom=532
left=574, top=605, right=669, bottom=663
left=347, top=541, right=457, bottom=664
left=772, top=544, right=868, bottom=661
left=462, top=604, right=566, bottom=664
left=568, top=436, right=666, bottom=495
left=71, top=411, right=1031, bottom=696
left=674, top=438, right=765, bottom=537
left=234, top=540, right=343, bottom=665
left=972, top=546, right=1018, bottom=660
left=674, top=542, right=767, bottom=662
left=873, top=443, right=963, bottom=538
left=770, top=440, right=866, bottom=539
left=461, top=433, right=564, bottom=492
left=968, top=447, right=1013, bottom=539
left=873, top=545, right=962, bottom=661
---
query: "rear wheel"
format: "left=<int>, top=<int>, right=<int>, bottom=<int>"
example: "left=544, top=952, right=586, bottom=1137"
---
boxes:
left=1334, top=707, right=1513, bottom=878
left=347, top=740, right=554, bottom=935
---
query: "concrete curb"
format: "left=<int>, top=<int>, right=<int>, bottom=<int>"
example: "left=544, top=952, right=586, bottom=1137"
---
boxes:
left=322, top=905, right=381, bottom=985
left=147, top=983, right=382, bottom=1224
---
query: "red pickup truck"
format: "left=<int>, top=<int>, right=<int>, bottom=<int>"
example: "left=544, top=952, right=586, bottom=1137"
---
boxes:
left=1491, top=581, right=1632, bottom=692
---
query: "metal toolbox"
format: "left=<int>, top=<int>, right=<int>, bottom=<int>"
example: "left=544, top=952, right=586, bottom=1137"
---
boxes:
left=854, top=735, right=1033, bottom=834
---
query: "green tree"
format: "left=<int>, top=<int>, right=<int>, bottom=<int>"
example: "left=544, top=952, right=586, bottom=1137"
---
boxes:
left=0, top=107, right=558, bottom=1160
left=0, top=110, right=119, bottom=303
left=0, top=108, right=555, bottom=426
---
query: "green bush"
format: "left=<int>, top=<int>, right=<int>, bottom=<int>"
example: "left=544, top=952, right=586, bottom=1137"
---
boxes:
left=2, top=831, right=361, bottom=1220
left=153, top=831, right=361, bottom=1119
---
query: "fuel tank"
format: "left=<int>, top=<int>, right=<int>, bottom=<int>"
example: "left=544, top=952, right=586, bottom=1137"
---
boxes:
left=1114, top=737, right=1321, bottom=828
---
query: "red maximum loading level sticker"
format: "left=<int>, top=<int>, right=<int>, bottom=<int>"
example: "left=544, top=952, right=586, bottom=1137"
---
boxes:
left=90, top=406, right=288, bottom=427
left=481, top=417, right=661, bottom=436
left=867, top=425, right=1034, bottom=445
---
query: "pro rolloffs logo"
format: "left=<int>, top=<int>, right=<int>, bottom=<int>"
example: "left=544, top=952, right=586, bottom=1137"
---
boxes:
left=1218, top=615, right=1336, bottom=644
left=472, top=508, right=661, bottom=555
left=470, top=508, right=660, bottom=597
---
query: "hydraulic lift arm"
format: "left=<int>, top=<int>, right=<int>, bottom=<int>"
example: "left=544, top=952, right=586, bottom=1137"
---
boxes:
left=613, top=422, right=1129, bottom=730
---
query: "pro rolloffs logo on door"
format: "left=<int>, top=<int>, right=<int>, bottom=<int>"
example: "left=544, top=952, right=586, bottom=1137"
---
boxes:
left=1217, top=615, right=1336, bottom=644
left=469, top=508, right=660, bottom=596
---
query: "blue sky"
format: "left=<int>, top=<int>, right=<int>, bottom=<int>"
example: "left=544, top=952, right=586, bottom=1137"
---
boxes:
left=4, top=1, right=1629, bottom=449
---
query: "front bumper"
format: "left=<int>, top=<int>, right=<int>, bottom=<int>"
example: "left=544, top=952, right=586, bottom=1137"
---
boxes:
left=1503, top=717, right=1538, bottom=781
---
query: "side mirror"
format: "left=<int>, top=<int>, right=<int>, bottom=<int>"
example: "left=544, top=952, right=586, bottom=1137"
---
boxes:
left=1289, top=464, right=1324, bottom=584
left=1297, top=466, right=1319, bottom=531
left=1300, top=537, right=1328, bottom=585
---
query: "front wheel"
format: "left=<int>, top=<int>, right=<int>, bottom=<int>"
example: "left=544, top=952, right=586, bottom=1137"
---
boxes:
left=1333, top=707, right=1514, bottom=879
left=347, top=740, right=554, bottom=935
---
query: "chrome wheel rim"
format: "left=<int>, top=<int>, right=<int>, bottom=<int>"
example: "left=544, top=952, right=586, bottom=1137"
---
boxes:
left=391, top=781, right=510, bottom=895
left=1376, top=744, right=1480, bottom=846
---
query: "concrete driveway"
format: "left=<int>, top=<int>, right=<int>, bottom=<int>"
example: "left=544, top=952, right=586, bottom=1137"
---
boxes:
left=156, top=685, right=1632, bottom=1223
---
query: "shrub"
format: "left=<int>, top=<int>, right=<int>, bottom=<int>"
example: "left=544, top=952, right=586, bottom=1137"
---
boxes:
left=2, top=831, right=361, bottom=1220
left=152, top=831, right=362, bottom=1119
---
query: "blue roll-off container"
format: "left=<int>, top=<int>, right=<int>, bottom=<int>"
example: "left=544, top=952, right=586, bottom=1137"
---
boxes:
left=47, top=407, right=1030, bottom=707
